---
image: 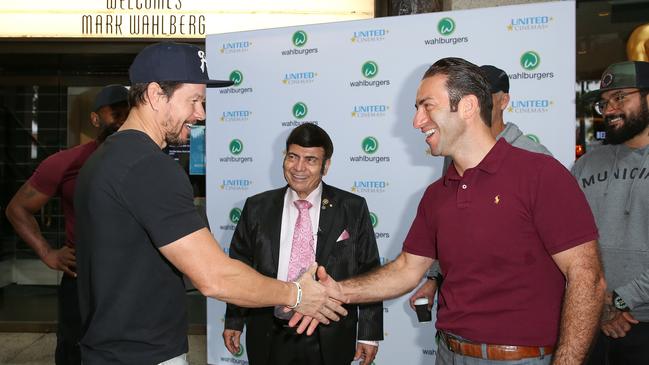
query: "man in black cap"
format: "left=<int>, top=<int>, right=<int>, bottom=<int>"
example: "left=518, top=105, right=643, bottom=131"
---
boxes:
left=409, top=64, right=553, bottom=313
left=74, top=42, right=346, bottom=364
left=5, top=84, right=129, bottom=365
left=573, top=60, right=649, bottom=365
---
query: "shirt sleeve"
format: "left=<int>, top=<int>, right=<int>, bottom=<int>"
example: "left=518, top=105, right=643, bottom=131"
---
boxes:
left=402, top=187, right=437, bottom=259
left=121, top=154, right=205, bottom=248
left=532, top=158, right=598, bottom=255
left=28, top=153, right=66, bottom=196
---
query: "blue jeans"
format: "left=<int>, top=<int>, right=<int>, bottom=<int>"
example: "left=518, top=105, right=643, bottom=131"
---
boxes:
left=436, top=335, right=553, bottom=365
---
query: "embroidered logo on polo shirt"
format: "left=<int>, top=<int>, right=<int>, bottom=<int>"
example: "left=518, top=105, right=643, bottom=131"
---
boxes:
left=494, top=195, right=501, bottom=204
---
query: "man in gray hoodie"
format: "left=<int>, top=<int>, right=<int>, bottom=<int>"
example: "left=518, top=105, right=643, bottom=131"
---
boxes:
left=573, top=60, right=649, bottom=365
left=410, top=64, right=553, bottom=311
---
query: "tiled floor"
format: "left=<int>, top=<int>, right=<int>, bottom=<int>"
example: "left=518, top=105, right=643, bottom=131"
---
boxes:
left=0, top=332, right=207, bottom=365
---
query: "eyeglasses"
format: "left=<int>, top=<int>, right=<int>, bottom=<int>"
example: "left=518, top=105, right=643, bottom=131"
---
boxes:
left=593, top=90, right=641, bottom=115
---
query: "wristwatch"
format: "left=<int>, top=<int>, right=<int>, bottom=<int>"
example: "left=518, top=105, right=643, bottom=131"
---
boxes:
left=612, top=291, right=630, bottom=312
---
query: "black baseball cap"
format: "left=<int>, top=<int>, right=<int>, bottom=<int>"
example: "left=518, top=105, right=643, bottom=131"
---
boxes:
left=480, top=65, right=510, bottom=94
left=129, top=42, right=234, bottom=88
left=94, top=84, right=128, bottom=111
left=584, top=61, right=649, bottom=101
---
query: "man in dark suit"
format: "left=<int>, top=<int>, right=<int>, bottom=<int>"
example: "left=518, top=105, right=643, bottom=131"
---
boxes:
left=222, top=123, right=383, bottom=365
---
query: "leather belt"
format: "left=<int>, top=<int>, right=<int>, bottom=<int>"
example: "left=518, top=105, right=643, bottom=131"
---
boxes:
left=438, top=331, right=554, bottom=361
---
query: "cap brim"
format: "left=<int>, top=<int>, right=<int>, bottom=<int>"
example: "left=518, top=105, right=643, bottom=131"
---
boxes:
left=205, top=80, right=235, bottom=88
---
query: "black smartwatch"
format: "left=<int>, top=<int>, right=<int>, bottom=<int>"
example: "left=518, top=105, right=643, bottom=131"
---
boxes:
left=612, top=291, right=630, bottom=312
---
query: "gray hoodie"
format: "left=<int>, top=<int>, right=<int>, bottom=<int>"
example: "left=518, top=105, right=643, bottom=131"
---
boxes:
left=571, top=143, right=649, bottom=321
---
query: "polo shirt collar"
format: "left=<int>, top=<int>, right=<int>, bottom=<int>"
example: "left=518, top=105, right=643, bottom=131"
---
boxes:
left=443, top=138, right=510, bottom=185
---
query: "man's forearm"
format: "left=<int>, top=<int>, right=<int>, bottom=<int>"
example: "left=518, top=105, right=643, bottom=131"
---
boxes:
left=341, top=252, right=431, bottom=304
left=6, top=205, right=52, bottom=260
left=552, top=270, right=606, bottom=364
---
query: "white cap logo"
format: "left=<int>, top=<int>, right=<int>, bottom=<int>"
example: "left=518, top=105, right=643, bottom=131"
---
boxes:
left=197, top=50, right=207, bottom=73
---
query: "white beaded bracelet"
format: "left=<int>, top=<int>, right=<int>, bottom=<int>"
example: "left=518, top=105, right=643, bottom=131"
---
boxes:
left=288, top=281, right=302, bottom=309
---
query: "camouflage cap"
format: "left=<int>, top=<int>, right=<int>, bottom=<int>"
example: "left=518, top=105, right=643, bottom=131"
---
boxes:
left=584, top=61, right=649, bottom=101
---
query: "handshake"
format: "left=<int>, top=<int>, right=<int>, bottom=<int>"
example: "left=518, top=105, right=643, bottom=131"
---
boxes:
left=283, top=263, right=348, bottom=335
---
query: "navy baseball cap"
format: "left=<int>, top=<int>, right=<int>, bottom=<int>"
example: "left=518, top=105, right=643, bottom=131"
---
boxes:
left=480, top=65, right=510, bottom=94
left=94, top=84, right=128, bottom=111
left=129, top=42, right=233, bottom=88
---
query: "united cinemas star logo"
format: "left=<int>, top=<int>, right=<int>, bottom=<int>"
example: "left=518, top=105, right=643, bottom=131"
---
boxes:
left=351, top=28, right=388, bottom=43
left=507, top=15, right=552, bottom=32
left=507, top=99, right=553, bottom=113
left=220, top=40, right=252, bottom=54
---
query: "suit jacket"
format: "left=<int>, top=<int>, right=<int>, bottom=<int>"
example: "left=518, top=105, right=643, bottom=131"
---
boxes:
left=225, top=183, right=383, bottom=365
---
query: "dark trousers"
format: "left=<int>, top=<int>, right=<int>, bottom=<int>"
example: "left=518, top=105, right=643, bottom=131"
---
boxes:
left=55, top=275, right=81, bottom=365
left=585, top=321, right=649, bottom=365
left=267, top=319, right=324, bottom=365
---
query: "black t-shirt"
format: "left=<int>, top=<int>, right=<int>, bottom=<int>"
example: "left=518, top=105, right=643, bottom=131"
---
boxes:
left=75, top=130, right=205, bottom=364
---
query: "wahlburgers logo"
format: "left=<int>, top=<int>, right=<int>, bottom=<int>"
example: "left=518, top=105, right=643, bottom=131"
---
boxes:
left=229, top=139, right=243, bottom=155
left=292, top=102, right=308, bottom=119
left=229, top=70, right=243, bottom=86
left=510, top=51, right=554, bottom=81
left=350, top=61, right=390, bottom=88
left=437, top=18, right=455, bottom=36
left=282, top=30, right=318, bottom=56
left=292, top=30, right=307, bottom=47
left=362, top=137, right=379, bottom=154
left=229, top=208, right=242, bottom=224
left=220, top=70, right=253, bottom=95
left=219, top=139, right=253, bottom=163
left=520, top=51, right=540, bottom=70
left=362, top=61, right=379, bottom=79
left=424, top=17, right=468, bottom=46
left=369, top=212, right=378, bottom=228
left=349, top=137, right=390, bottom=163
left=233, top=344, right=245, bottom=358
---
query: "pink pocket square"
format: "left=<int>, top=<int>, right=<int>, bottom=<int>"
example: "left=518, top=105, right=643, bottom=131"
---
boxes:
left=336, top=229, right=350, bottom=242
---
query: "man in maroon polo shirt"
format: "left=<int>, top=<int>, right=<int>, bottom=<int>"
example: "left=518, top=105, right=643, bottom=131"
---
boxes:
left=296, top=57, right=606, bottom=365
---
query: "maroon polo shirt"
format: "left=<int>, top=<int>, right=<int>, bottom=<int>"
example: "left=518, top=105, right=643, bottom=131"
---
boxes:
left=403, top=139, right=598, bottom=346
left=29, top=140, right=99, bottom=248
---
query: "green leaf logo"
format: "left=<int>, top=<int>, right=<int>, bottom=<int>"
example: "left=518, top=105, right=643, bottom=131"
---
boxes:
left=229, top=139, right=243, bottom=155
left=362, top=136, right=379, bottom=154
left=292, top=30, right=308, bottom=47
left=369, top=212, right=378, bottom=228
left=229, top=70, right=243, bottom=86
left=520, top=51, right=540, bottom=71
left=229, top=208, right=242, bottom=224
left=292, top=102, right=308, bottom=119
left=437, top=18, right=455, bottom=36
left=362, top=61, right=379, bottom=79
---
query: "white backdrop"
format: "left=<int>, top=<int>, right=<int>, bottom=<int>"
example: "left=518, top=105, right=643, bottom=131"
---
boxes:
left=204, top=2, right=575, bottom=364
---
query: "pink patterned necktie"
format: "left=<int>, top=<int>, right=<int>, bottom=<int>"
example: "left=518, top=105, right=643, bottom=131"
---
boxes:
left=287, top=200, right=315, bottom=281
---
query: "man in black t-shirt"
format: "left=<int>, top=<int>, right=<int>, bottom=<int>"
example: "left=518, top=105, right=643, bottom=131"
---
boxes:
left=74, top=42, right=347, bottom=364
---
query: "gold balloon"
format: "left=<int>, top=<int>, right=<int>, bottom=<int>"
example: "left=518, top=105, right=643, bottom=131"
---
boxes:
left=627, top=23, right=649, bottom=61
